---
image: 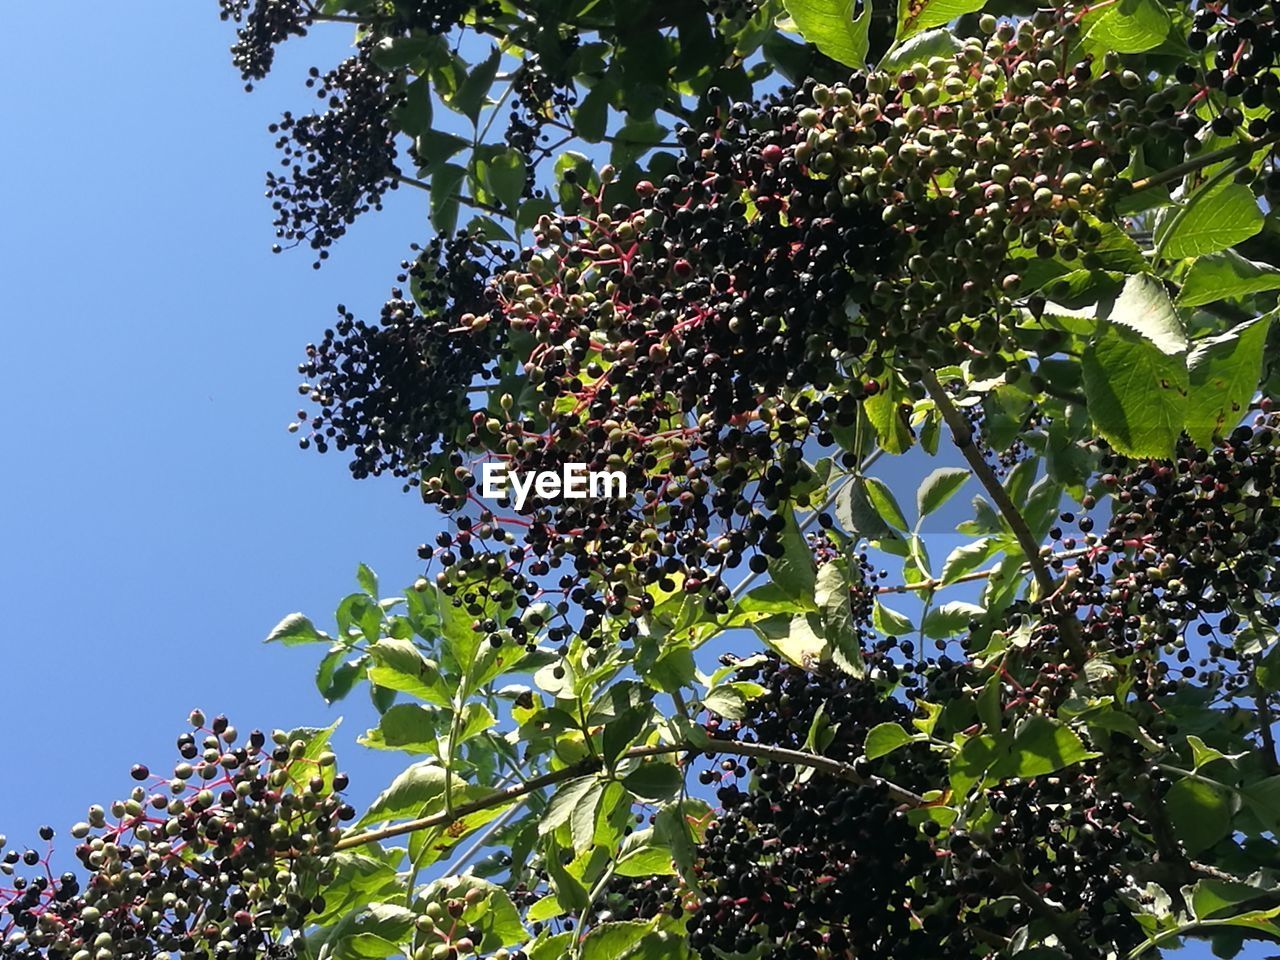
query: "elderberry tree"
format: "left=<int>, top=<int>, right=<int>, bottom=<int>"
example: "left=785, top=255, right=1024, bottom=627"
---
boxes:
left=13, top=0, right=1280, bottom=958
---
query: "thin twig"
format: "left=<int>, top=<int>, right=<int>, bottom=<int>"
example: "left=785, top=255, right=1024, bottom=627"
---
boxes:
left=920, top=370, right=1054, bottom=596
left=1128, top=131, right=1280, bottom=194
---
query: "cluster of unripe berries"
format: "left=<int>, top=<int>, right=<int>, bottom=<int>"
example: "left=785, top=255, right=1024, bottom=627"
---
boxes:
left=0, top=712, right=352, bottom=960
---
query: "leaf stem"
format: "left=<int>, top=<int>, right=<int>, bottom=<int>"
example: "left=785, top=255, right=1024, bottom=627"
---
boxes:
left=920, top=370, right=1054, bottom=596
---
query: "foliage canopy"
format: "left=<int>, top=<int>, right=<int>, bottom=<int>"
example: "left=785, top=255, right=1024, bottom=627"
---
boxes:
left=7, top=1, right=1280, bottom=960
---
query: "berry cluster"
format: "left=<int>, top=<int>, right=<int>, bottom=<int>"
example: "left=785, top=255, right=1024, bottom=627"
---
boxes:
left=267, top=44, right=404, bottom=266
left=0, top=712, right=351, bottom=960
left=505, top=54, right=579, bottom=174
left=1014, top=411, right=1280, bottom=709
left=217, top=0, right=310, bottom=86
left=296, top=9, right=1187, bottom=655
left=680, top=657, right=1152, bottom=959
left=1183, top=0, right=1280, bottom=140
left=295, top=234, right=510, bottom=474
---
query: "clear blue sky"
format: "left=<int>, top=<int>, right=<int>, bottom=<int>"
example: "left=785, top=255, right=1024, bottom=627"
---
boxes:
left=0, top=6, right=1260, bottom=958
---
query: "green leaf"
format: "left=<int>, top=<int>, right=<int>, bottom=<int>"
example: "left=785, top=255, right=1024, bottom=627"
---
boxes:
left=540, top=775, right=601, bottom=837
left=1159, top=181, right=1264, bottom=260
left=570, top=781, right=606, bottom=851
left=752, top=611, right=825, bottom=666
left=581, top=921, right=654, bottom=960
left=282, top=720, right=341, bottom=794
left=1083, top=321, right=1189, bottom=459
left=1242, top=775, right=1280, bottom=832
left=356, top=563, right=378, bottom=597
left=430, top=162, right=467, bottom=234
left=1187, top=314, right=1272, bottom=447
left=1081, top=0, right=1170, bottom=53
left=615, top=829, right=676, bottom=877
left=916, top=467, right=970, bottom=519
left=1106, top=272, right=1188, bottom=355
left=1178, top=250, right=1280, bottom=307
left=873, top=601, right=915, bottom=636
left=527, top=932, right=574, bottom=960
left=922, top=601, right=984, bottom=639
left=770, top=505, right=817, bottom=600
left=329, top=903, right=416, bottom=960
left=358, top=703, right=442, bottom=754
left=877, top=28, right=962, bottom=72
left=311, top=849, right=404, bottom=925
left=940, top=538, right=998, bottom=586
left=623, top=762, right=684, bottom=801
left=415, top=130, right=469, bottom=171
left=836, top=477, right=898, bottom=541
left=477, top=147, right=527, bottom=213
left=895, top=0, right=985, bottom=41
left=992, top=716, right=1097, bottom=780
left=417, top=877, right=527, bottom=951
left=816, top=560, right=866, bottom=678
left=1190, top=879, right=1270, bottom=920
left=864, top=376, right=914, bottom=454
left=266, top=613, right=328, bottom=646
left=864, top=476, right=909, bottom=531
left=864, top=722, right=914, bottom=760
left=358, top=762, right=456, bottom=826
left=366, top=639, right=452, bottom=707
left=448, top=46, right=501, bottom=124
left=782, top=0, right=871, bottom=68
left=1165, top=778, right=1233, bottom=854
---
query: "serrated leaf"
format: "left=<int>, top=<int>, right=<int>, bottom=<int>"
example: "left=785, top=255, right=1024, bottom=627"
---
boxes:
left=358, top=762, right=457, bottom=826
left=816, top=560, right=865, bottom=678
left=782, top=0, right=871, bottom=67
left=864, top=722, right=914, bottom=760
left=581, top=921, right=654, bottom=960
left=1178, top=250, right=1280, bottom=307
left=916, top=467, right=970, bottom=519
left=877, top=27, right=962, bottom=71
left=1082, top=0, right=1170, bottom=52
left=895, top=0, right=985, bottom=40
left=1187, top=314, right=1272, bottom=447
left=940, top=538, right=998, bottom=585
left=873, top=601, right=915, bottom=636
left=864, top=476, right=909, bottom=531
left=539, top=775, right=600, bottom=837
left=992, top=716, right=1098, bottom=780
left=1083, top=321, right=1189, bottom=459
left=922, top=601, right=984, bottom=639
left=1165, top=778, right=1233, bottom=854
left=1107, top=272, right=1188, bottom=356
left=1159, top=181, right=1264, bottom=260
left=864, top=376, right=914, bottom=454
left=266, top=613, right=328, bottom=646
left=836, top=477, right=897, bottom=541
left=623, top=762, right=685, bottom=800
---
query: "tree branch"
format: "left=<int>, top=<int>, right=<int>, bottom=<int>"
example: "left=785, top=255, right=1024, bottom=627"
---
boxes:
left=921, top=370, right=1055, bottom=596
left=1127, top=131, right=1280, bottom=194
left=335, top=739, right=924, bottom=851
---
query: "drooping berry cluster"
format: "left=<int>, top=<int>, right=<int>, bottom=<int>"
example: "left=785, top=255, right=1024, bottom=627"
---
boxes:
left=505, top=54, right=579, bottom=173
left=295, top=234, right=510, bottom=473
left=267, top=44, right=404, bottom=266
left=217, top=0, right=311, bottom=86
left=1183, top=0, right=1280, bottom=140
left=0, top=712, right=352, bottom=960
left=1032, top=411, right=1280, bottom=703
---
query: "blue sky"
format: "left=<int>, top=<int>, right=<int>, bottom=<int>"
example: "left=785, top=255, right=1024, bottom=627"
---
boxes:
left=0, top=5, right=1264, bottom=959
